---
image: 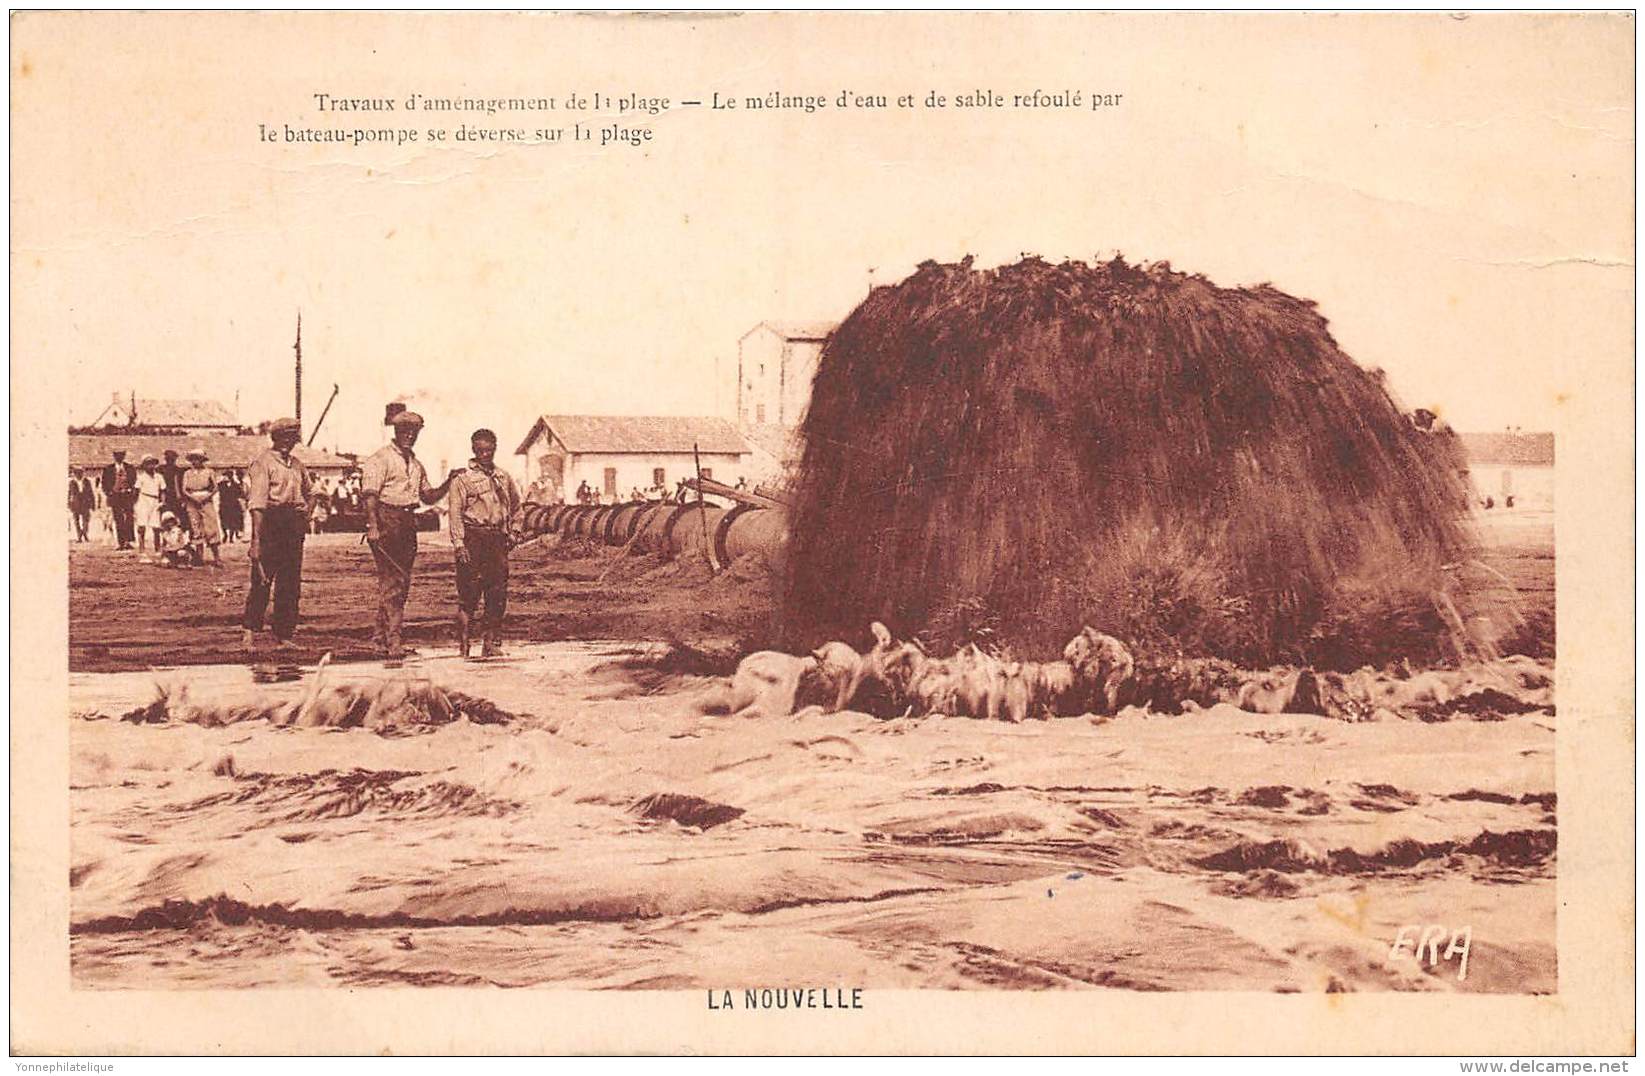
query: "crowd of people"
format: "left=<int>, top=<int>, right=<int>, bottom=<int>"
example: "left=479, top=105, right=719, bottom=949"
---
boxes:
left=69, top=448, right=380, bottom=560
left=70, top=447, right=250, bottom=562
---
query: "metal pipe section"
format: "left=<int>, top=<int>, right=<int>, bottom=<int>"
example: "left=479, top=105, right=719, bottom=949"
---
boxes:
left=520, top=499, right=789, bottom=568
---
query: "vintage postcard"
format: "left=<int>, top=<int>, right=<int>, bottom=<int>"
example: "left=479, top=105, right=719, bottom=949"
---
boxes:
left=10, top=10, right=1634, bottom=1056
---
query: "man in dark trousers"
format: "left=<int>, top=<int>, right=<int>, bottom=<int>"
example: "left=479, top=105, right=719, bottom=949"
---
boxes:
left=68, top=469, right=95, bottom=542
left=448, top=428, right=523, bottom=658
left=159, top=448, right=188, bottom=536
left=360, top=410, right=459, bottom=660
left=241, top=418, right=313, bottom=650
left=101, top=448, right=137, bottom=549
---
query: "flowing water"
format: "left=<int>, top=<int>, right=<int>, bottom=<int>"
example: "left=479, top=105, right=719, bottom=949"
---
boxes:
left=69, top=643, right=1555, bottom=992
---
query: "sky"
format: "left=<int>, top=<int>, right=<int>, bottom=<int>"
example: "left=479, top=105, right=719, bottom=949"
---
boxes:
left=13, top=12, right=1634, bottom=478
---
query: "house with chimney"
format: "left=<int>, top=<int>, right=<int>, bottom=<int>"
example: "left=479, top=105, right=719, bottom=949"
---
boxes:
left=72, top=392, right=355, bottom=484
left=88, top=393, right=240, bottom=435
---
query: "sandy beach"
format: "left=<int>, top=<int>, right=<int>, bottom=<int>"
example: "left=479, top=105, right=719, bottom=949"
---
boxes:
left=69, top=634, right=1554, bottom=992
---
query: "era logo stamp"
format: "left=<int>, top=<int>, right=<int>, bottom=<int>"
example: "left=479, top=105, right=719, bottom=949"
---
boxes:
left=1390, top=925, right=1473, bottom=982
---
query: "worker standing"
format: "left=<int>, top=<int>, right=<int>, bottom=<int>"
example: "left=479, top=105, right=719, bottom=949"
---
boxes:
left=241, top=418, right=312, bottom=649
left=359, top=411, right=459, bottom=660
left=448, top=428, right=524, bottom=659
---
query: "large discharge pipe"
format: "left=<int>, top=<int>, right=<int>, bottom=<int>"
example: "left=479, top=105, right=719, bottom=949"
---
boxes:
left=517, top=496, right=791, bottom=571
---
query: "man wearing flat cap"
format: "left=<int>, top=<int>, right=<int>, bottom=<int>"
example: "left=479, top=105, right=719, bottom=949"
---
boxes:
left=241, top=418, right=313, bottom=649
left=448, top=428, right=524, bottom=659
left=360, top=410, right=460, bottom=660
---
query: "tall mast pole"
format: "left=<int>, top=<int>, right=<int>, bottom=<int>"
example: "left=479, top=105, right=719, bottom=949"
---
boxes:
left=294, top=312, right=303, bottom=434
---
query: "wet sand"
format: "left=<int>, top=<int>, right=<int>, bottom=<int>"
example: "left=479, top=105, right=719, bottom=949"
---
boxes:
left=66, top=508, right=1555, bottom=991
left=69, top=644, right=1554, bottom=992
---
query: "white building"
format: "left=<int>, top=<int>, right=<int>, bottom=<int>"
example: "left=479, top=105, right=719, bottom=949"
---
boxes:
left=1458, top=431, right=1554, bottom=507
left=726, top=320, right=835, bottom=491
left=514, top=415, right=752, bottom=503
left=735, top=321, right=832, bottom=427
left=88, top=393, right=240, bottom=435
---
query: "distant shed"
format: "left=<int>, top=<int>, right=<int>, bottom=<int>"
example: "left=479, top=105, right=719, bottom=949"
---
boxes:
left=514, top=415, right=751, bottom=502
left=1458, top=432, right=1554, bottom=506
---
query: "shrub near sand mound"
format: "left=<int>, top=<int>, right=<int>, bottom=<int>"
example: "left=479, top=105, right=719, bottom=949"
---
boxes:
left=783, top=256, right=1476, bottom=667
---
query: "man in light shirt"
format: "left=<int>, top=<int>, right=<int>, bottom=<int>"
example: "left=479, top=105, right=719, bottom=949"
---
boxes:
left=448, top=428, right=523, bottom=659
left=359, top=410, right=459, bottom=660
left=241, top=418, right=313, bottom=649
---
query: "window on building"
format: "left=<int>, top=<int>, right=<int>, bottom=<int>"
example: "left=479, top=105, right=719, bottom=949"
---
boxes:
left=603, top=467, right=617, bottom=496
left=653, top=467, right=665, bottom=487
left=756, top=404, right=766, bottom=423
left=759, top=363, right=765, bottom=376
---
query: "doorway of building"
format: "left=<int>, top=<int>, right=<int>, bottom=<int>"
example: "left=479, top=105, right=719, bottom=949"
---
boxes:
left=535, top=450, right=566, bottom=502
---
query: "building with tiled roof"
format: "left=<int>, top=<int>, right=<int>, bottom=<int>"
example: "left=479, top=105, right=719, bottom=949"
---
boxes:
left=1458, top=431, right=1554, bottom=508
left=514, top=415, right=751, bottom=504
left=69, top=432, right=355, bottom=476
left=88, top=393, right=239, bottom=433
left=1457, top=432, right=1555, bottom=468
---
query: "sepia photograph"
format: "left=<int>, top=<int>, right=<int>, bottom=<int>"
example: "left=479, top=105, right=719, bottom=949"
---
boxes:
left=11, top=9, right=1634, bottom=1056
